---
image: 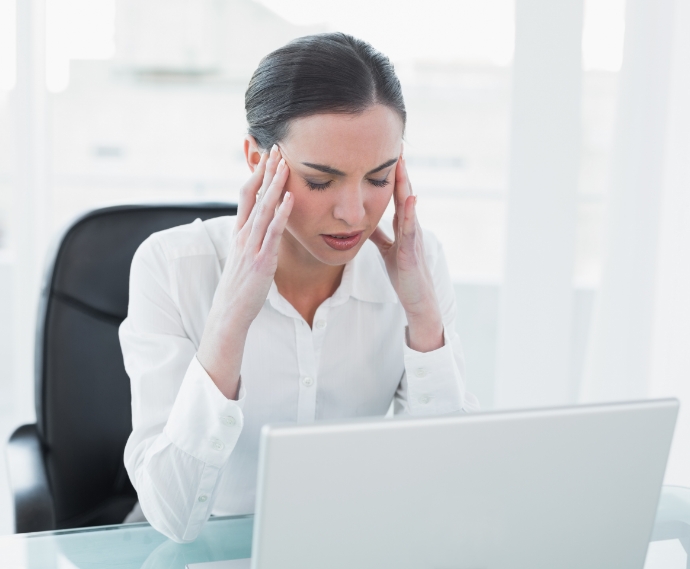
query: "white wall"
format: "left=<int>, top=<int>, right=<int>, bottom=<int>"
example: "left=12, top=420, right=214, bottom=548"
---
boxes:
left=495, top=0, right=583, bottom=408
left=649, top=0, right=690, bottom=486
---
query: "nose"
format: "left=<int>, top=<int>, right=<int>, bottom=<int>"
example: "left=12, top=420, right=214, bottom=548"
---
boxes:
left=332, top=182, right=366, bottom=227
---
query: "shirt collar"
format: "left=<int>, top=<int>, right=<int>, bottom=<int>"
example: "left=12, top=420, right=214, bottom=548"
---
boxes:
left=266, top=240, right=398, bottom=317
left=338, top=240, right=398, bottom=305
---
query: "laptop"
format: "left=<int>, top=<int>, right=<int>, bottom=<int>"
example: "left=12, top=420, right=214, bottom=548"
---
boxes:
left=188, top=399, right=678, bottom=569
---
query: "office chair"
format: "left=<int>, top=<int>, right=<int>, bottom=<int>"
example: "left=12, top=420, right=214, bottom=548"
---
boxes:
left=5, top=203, right=237, bottom=533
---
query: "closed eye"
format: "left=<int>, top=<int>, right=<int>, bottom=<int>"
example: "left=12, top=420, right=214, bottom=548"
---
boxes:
left=305, top=177, right=390, bottom=191
left=305, top=179, right=333, bottom=191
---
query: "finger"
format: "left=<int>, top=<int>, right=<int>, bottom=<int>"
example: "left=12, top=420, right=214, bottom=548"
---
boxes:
left=393, top=156, right=412, bottom=226
left=245, top=144, right=281, bottom=229
left=405, top=158, right=415, bottom=200
left=236, top=151, right=268, bottom=231
left=396, top=155, right=413, bottom=199
left=259, top=144, right=281, bottom=201
left=249, top=158, right=289, bottom=248
left=399, top=195, right=418, bottom=254
left=259, top=190, right=294, bottom=257
left=259, top=158, right=289, bottom=217
left=368, top=225, right=394, bottom=254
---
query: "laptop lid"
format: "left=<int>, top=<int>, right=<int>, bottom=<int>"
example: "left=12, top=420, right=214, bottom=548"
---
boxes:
left=250, top=399, right=678, bottom=569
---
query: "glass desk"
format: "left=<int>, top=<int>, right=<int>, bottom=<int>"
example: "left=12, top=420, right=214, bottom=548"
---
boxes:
left=1, top=486, right=690, bottom=569
left=0, top=515, right=253, bottom=569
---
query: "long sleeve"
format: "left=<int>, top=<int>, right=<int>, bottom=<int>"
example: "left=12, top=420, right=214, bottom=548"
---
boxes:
left=120, top=235, right=245, bottom=543
left=394, top=230, right=480, bottom=415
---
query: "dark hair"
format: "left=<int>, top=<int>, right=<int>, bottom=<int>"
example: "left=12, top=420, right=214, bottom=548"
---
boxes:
left=245, top=33, right=406, bottom=150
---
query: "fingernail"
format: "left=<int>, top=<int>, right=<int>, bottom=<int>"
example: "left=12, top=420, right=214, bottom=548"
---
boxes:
left=271, top=144, right=278, bottom=155
left=413, top=195, right=417, bottom=206
left=278, top=158, right=285, bottom=170
left=284, top=191, right=291, bottom=201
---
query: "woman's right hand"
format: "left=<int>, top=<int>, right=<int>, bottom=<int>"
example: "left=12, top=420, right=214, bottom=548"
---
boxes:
left=197, top=144, right=292, bottom=399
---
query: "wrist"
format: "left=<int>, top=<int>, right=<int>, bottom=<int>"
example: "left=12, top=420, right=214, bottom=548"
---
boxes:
left=208, top=299, right=256, bottom=333
left=406, top=309, right=444, bottom=353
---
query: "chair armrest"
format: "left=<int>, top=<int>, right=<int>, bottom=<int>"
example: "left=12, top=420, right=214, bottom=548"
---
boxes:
left=5, top=423, right=56, bottom=533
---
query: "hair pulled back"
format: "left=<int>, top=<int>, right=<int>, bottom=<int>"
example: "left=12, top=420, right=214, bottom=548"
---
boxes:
left=245, top=33, right=406, bottom=150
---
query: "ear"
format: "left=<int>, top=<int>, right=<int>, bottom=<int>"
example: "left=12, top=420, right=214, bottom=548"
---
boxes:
left=244, top=135, right=263, bottom=173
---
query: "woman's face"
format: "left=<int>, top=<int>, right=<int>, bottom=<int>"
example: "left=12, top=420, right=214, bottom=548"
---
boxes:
left=252, top=105, right=404, bottom=266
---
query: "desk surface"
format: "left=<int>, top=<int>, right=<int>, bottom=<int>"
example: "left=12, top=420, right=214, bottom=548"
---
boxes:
left=0, top=515, right=253, bottom=569
left=0, top=509, right=687, bottom=569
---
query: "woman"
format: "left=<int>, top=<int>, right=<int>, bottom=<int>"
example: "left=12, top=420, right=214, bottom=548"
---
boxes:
left=120, top=32, right=478, bottom=543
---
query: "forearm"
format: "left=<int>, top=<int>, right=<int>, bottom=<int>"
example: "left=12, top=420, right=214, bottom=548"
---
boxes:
left=124, top=353, right=246, bottom=542
left=127, top=436, right=218, bottom=543
left=396, top=324, right=473, bottom=416
left=197, top=307, right=250, bottom=400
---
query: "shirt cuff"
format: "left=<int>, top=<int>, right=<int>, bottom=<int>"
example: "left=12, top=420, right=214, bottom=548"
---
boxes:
left=403, top=326, right=463, bottom=415
left=164, top=355, right=246, bottom=467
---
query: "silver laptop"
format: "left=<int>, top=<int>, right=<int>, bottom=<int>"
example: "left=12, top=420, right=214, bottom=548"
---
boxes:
left=189, top=399, right=678, bottom=569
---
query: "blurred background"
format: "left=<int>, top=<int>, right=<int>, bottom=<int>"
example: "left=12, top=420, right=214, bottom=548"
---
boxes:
left=0, top=0, right=688, bottom=540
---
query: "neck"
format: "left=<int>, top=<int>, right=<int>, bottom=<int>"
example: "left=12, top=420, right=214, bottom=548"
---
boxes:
left=274, top=231, right=345, bottom=326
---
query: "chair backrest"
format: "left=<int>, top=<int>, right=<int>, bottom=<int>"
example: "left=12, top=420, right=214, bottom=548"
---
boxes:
left=36, top=203, right=237, bottom=529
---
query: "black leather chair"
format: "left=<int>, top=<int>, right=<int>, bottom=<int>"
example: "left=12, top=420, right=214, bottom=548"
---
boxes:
left=5, top=203, right=237, bottom=533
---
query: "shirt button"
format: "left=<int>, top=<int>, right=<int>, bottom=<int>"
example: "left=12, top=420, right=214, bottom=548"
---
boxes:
left=315, top=319, right=326, bottom=329
left=198, top=495, right=208, bottom=503
left=302, top=376, right=314, bottom=387
left=414, top=368, right=428, bottom=378
left=221, top=416, right=236, bottom=426
left=210, top=438, right=225, bottom=451
left=418, top=395, right=431, bottom=405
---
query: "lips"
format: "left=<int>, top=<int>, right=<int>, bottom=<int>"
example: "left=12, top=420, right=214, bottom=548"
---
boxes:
left=321, top=232, right=363, bottom=251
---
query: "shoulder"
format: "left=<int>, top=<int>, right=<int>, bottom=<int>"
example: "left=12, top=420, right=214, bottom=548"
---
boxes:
left=135, top=215, right=236, bottom=265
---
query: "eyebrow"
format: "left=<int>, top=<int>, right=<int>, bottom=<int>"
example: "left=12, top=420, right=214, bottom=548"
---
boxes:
left=301, top=157, right=398, bottom=177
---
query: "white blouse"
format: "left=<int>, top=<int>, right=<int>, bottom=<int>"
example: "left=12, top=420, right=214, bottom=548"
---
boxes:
left=120, top=215, right=478, bottom=543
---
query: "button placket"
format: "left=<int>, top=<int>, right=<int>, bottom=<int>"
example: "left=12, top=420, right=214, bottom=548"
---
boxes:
left=311, top=304, right=330, bottom=364
left=294, top=318, right=319, bottom=423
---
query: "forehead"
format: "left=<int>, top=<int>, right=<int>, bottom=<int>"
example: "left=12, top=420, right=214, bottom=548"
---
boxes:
left=282, top=105, right=403, bottom=168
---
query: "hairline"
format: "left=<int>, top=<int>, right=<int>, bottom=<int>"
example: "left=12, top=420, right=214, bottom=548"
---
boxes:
left=253, top=103, right=406, bottom=152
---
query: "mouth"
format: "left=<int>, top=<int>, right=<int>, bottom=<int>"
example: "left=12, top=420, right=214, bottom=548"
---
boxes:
left=320, top=231, right=363, bottom=251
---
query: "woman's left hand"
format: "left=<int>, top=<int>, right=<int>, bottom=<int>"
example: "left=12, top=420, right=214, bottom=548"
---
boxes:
left=369, top=155, right=445, bottom=353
